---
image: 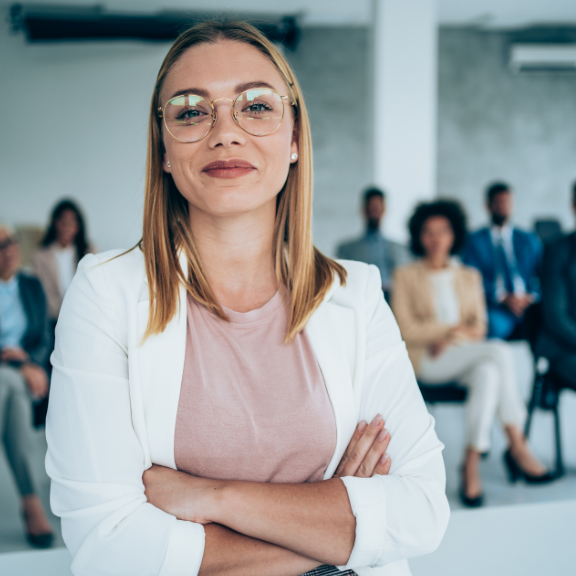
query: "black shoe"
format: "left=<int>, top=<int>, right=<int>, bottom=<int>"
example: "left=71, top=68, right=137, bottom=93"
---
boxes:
left=26, top=532, right=54, bottom=549
left=459, top=468, right=484, bottom=508
left=503, top=450, right=557, bottom=485
left=21, top=511, right=54, bottom=549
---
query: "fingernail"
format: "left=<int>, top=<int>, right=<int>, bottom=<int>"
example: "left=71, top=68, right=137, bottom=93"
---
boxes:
left=357, top=420, right=367, bottom=433
left=371, top=414, right=383, bottom=427
left=380, top=453, right=390, bottom=465
left=377, top=428, right=389, bottom=442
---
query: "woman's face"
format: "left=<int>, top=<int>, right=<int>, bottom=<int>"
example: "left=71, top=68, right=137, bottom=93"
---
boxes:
left=159, top=40, right=298, bottom=219
left=420, top=216, right=454, bottom=260
left=55, top=209, right=80, bottom=246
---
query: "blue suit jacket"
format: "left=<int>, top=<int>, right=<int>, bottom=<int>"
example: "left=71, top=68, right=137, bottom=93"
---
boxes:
left=462, top=227, right=542, bottom=306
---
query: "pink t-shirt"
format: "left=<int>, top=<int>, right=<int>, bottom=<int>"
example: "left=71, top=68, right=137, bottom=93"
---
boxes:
left=174, top=291, right=337, bottom=483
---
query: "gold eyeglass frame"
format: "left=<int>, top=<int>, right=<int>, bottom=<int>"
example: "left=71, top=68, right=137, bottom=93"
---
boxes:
left=158, top=88, right=297, bottom=143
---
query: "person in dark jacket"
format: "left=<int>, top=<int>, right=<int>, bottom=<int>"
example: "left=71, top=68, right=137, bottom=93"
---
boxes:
left=537, top=183, right=576, bottom=390
left=0, top=223, right=54, bottom=547
left=463, top=182, right=542, bottom=339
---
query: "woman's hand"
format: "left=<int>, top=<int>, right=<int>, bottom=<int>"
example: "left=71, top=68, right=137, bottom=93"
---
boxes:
left=333, top=414, right=391, bottom=478
left=143, top=465, right=223, bottom=524
left=20, top=363, right=49, bottom=399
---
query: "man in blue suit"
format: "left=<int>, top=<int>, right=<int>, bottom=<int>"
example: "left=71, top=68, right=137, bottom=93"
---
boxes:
left=463, top=183, right=542, bottom=340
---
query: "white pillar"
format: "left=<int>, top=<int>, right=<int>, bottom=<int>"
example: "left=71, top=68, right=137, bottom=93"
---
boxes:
left=372, top=0, right=438, bottom=241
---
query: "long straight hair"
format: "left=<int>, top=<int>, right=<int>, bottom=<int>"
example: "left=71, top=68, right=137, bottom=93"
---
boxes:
left=41, top=199, right=90, bottom=263
left=142, top=20, right=346, bottom=343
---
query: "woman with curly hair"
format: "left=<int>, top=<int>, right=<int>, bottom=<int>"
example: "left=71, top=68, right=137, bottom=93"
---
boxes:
left=392, top=199, right=553, bottom=508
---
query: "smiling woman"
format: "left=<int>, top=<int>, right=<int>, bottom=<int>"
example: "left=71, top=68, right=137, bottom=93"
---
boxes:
left=45, top=20, right=450, bottom=576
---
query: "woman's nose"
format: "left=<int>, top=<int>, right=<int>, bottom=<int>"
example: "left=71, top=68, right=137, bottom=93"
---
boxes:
left=207, top=101, right=247, bottom=148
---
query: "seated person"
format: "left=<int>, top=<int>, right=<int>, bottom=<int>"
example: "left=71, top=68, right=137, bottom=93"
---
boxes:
left=463, top=183, right=542, bottom=340
left=0, top=224, right=54, bottom=547
left=33, top=199, right=95, bottom=338
left=537, top=182, right=576, bottom=391
left=392, top=200, right=553, bottom=508
left=337, top=187, right=410, bottom=300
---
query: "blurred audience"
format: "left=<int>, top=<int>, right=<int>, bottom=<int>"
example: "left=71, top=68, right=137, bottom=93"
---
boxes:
left=392, top=200, right=553, bottom=508
left=0, top=223, right=54, bottom=547
left=537, top=182, right=576, bottom=392
left=337, top=187, right=410, bottom=300
left=33, top=199, right=94, bottom=334
left=463, top=183, right=542, bottom=340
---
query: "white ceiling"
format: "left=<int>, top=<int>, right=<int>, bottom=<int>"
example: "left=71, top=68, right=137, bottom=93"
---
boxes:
left=7, top=0, right=576, bottom=27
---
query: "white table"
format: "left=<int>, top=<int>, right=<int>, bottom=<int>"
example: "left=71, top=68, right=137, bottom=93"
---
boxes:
left=1, top=499, right=575, bottom=576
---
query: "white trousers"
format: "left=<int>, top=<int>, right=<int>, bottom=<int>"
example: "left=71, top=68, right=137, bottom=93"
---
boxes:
left=419, top=340, right=527, bottom=452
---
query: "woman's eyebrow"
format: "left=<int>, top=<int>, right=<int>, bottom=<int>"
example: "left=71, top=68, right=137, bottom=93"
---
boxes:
left=168, top=81, right=278, bottom=102
left=234, top=81, right=277, bottom=93
left=168, top=87, right=211, bottom=100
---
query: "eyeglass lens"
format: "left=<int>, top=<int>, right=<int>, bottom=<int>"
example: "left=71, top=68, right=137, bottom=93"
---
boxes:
left=164, top=88, right=285, bottom=143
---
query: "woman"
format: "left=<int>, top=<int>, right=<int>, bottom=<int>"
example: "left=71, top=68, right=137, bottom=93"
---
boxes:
left=392, top=200, right=554, bottom=508
left=46, top=21, right=449, bottom=576
left=33, top=199, right=93, bottom=330
left=0, top=224, right=53, bottom=547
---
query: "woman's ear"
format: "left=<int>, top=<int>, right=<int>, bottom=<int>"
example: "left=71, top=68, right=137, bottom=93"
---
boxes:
left=290, top=125, right=299, bottom=163
left=163, top=153, right=171, bottom=173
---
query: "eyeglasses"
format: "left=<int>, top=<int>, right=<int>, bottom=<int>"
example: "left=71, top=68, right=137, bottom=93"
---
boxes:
left=158, top=87, right=296, bottom=143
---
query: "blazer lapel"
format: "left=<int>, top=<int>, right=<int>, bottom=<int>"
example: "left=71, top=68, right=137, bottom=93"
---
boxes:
left=307, top=295, right=358, bottom=479
left=135, top=253, right=188, bottom=469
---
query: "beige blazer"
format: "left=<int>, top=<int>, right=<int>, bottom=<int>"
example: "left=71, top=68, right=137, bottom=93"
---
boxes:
left=391, top=260, right=487, bottom=374
left=33, top=244, right=94, bottom=319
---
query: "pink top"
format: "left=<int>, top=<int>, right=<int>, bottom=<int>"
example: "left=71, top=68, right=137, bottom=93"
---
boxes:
left=174, top=291, right=337, bottom=483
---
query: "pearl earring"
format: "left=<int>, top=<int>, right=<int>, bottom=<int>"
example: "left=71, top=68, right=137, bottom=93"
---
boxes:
left=167, top=161, right=171, bottom=168
left=291, top=153, right=298, bottom=161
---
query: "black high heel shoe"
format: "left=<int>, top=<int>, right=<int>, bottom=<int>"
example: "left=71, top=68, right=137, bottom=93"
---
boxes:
left=459, top=467, right=484, bottom=508
left=503, top=450, right=557, bottom=485
left=21, top=511, right=54, bottom=549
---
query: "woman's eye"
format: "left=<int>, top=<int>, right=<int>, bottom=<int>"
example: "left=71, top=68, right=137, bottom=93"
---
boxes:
left=176, top=108, right=208, bottom=121
left=244, top=102, right=272, bottom=113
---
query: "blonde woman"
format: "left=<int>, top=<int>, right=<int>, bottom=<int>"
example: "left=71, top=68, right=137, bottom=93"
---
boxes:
left=46, top=21, right=449, bottom=576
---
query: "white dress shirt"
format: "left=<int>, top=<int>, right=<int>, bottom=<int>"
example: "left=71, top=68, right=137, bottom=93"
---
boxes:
left=490, top=224, right=526, bottom=300
left=428, top=265, right=460, bottom=325
left=45, top=249, right=449, bottom=576
left=52, top=244, right=76, bottom=295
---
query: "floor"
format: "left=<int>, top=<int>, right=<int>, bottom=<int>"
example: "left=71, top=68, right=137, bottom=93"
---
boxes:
left=0, top=342, right=575, bottom=554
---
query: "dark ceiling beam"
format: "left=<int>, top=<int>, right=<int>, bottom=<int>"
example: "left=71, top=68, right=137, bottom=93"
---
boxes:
left=8, top=4, right=301, bottom=50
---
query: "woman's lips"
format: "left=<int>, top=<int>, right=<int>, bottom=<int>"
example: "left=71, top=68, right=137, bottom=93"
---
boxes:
left=201, top=159, right=256, bottom=179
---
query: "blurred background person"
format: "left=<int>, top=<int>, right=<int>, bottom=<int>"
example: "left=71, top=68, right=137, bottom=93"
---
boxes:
left=0, top=223, right=54, bottom=547
left=392, top=200, right=553, bottom=508
left=337, top=187, right=410, bottom=300
left=537, top=181, right=576, bottom=392
left=33, top=199, right=94, bottom=337
left=464, top=183, right=542, bottom=340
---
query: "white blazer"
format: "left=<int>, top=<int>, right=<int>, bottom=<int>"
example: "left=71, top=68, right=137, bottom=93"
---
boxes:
left=45, top=248, right=449, bottom=576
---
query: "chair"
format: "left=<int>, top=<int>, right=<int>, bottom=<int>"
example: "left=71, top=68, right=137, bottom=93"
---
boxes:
left=418, top=381, right=467, bottom=404
left=524, top=358, right=566, bottom=478
left=534, top=219, right=562, bottom=245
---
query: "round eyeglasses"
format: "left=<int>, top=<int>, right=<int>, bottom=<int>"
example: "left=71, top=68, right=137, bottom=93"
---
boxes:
left=158, top=87, right=296, bottom=143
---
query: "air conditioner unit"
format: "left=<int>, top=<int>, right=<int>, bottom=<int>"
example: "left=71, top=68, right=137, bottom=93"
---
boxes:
left=510, top=44, right=576, bottom=72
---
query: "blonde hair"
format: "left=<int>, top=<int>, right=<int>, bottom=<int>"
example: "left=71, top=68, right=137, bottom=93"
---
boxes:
left=141, top=20, right=346, bottom=342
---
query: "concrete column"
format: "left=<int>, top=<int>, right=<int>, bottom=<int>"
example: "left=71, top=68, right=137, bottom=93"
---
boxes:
left=372, top=0, right=438, bottom=241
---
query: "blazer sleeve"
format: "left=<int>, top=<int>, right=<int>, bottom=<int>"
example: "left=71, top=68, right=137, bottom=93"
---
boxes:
left=391, top=267, right=453, bottom=345
left=462, top=235, right=498, bottom=305
left=526, top=232, right=543, bottom=300
left=541, top=239, right=576, bottom=350
left=45, top=255, right=205, bottom=576
left=339, top=266, right=450, bottom=569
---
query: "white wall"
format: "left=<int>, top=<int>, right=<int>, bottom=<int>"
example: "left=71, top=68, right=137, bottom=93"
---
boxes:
left=0, top=27, right=169, bottom=251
